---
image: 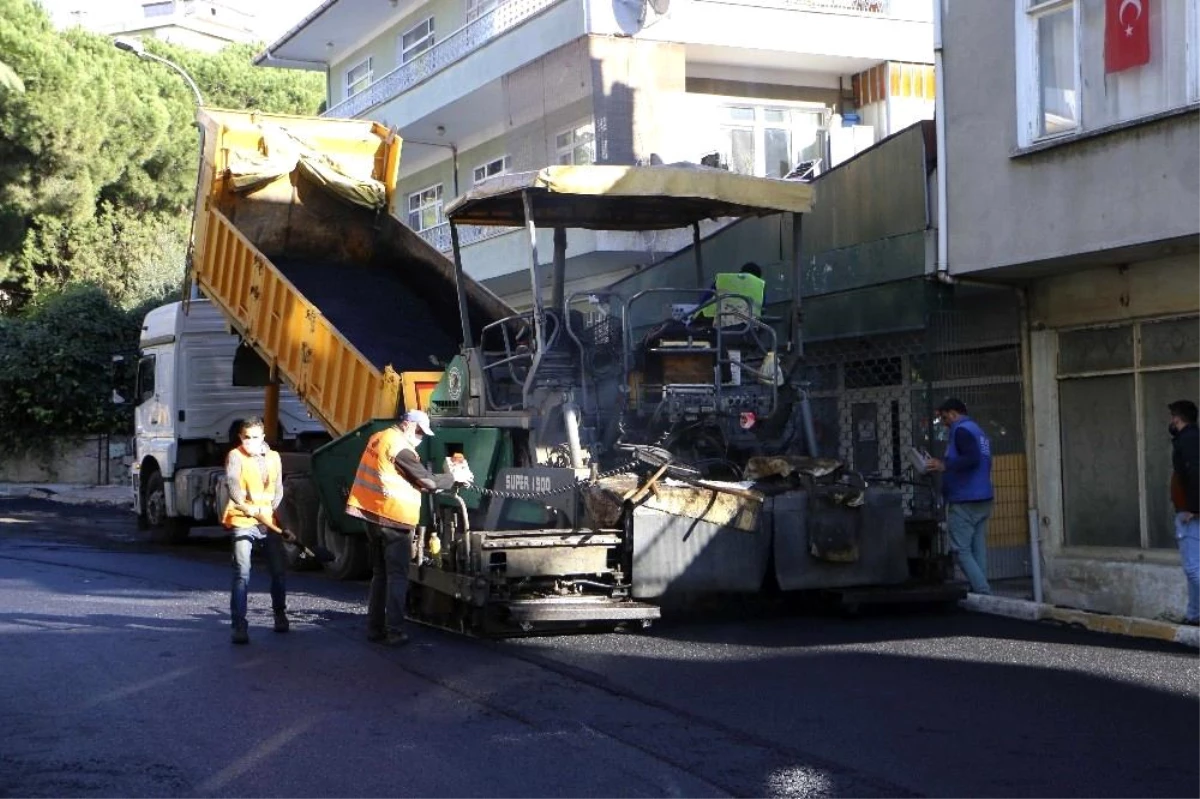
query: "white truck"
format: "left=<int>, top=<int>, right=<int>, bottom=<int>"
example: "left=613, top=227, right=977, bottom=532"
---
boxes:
left=131, top=299, right=327, bottom=545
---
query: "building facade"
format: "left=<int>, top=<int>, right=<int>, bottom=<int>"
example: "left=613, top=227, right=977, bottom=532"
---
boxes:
left=53, top=1, right=258, bottom=52
left=941, top=0, right=1200, bottom=618
left=257, top=0, right=935, bottom=307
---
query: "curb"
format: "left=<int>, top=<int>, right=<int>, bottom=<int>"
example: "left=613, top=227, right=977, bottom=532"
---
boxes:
left=0, top=483, right=132, bottom=509
left=961, top=593, right=1199, bottom=649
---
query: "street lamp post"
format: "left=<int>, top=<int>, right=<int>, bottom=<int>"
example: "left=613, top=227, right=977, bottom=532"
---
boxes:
left=113, top=37, right=204, bottom=108
left=113, top=36, right=205, bottom=305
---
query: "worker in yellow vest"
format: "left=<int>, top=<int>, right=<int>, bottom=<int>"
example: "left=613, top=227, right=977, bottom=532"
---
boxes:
left=696, top=262, right=765, bottom=327
left=346, top=409, right=474, bottom=646
left=222, top=416, right=290, bottom=645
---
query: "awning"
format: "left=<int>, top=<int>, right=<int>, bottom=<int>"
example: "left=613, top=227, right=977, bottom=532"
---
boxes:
left=445, top=164, right=815, bottom=230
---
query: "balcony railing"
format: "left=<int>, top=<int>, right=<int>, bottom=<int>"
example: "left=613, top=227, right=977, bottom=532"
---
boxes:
left=324, top=0, right=565, bottom=119
left=694, top=0, right=890, bottom=13
left=417, top=222, right=518, bottom=253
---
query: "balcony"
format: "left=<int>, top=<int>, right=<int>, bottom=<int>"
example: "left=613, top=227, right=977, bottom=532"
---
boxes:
left=323, top=0, right=567, bottom=120
left=416, top=222, right=518, bottom=254
left=700, top=0, right=891, bottom=13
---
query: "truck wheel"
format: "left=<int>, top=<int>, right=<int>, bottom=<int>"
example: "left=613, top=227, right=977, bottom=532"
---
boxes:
left=317, top=505, right=368, bottom=580
left=279, top=475, right=320, bottom=572
left=144, top=470, right=190, bottom=545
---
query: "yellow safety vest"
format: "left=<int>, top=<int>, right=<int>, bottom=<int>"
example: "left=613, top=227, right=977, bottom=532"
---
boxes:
left=345, top=426, right=423, bottom=529
left=699, top=272, right=765, bottom=325
left=221, top=446, right=282, bottom=529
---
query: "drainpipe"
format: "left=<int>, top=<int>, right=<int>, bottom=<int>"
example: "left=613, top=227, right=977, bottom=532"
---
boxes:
left=933, top=0, right=950, bottom=284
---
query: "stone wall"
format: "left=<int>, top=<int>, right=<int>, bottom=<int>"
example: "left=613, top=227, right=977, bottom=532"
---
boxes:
left=0, top=436, right=133, bottom=486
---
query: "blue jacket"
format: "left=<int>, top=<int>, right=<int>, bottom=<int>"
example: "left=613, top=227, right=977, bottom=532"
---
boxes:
left=943, top=417, right=993, bottom=503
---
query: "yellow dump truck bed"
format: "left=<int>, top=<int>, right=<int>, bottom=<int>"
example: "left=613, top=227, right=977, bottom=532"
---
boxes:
left=190, top=108, right=512, bottom=437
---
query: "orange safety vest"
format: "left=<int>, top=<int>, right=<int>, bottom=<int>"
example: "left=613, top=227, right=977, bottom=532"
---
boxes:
left=221, top=446, right=282, bottom=529
left=345, top=426, right=422, bottom=529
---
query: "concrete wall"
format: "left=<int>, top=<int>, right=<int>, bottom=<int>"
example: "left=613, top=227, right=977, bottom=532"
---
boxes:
left=942, top=1, right=1200, bottom=273
left=0, top=437, right=133, bottom=486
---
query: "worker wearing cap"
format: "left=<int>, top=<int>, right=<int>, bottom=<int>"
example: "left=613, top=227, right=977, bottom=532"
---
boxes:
left=346, top=410, right=473, bottom=645
left=926, top=398, right=994, bottom=596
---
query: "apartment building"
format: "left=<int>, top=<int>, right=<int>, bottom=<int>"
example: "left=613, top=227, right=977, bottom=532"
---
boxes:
left=57, top=1, right=258, bottom=52
left=257, top=0, right=934, bottom=307
left=940, top=0, right=1199, bottom=619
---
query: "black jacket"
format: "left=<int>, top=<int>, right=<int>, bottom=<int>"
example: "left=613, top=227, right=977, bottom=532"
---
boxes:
left=1172, top=423, right=1200, bottom=514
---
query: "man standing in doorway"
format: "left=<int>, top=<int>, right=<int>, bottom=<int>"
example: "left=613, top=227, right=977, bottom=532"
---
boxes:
left=345, top=410, right=473, bottom=646
left=1168, top=399, right=1199, bottom=626
left=223, top=416, right=291, bottom=645
left=927, top=398, right=994, bottom=596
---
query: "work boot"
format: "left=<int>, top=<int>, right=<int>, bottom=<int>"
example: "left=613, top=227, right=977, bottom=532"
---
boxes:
left=231, top=621, right=249, bottom=645
left=273, top=611, right=290, bottom=633
left=382, top=631, right=410, bottom=647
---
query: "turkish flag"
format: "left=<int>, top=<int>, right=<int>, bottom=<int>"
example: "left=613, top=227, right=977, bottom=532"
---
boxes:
left=1105, top=0, right=1151, bottom=73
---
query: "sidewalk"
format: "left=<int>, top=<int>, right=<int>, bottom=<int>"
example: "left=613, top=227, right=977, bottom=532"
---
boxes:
left=0, top=483, right=132, bottom=508
left=960, top=591, right=1199, bottom=650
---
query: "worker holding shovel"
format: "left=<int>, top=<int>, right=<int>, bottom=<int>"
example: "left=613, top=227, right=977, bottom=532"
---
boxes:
left=222, top=416, right=291, bottom=645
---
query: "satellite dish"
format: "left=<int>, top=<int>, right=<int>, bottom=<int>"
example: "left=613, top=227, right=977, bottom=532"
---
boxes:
left=649, top=0, right=670, bottom=13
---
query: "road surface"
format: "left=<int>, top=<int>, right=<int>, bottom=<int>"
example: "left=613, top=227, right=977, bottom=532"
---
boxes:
left=1, top=497, right=1196, bottom=797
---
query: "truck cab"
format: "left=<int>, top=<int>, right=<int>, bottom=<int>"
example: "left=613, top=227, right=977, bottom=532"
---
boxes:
left=132, top=300, right=327, bottom=542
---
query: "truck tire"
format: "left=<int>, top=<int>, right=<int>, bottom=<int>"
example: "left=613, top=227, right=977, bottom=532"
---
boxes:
left=144, top=469, right=190, bottom=545
left=317, top=505, right=368, bottom=580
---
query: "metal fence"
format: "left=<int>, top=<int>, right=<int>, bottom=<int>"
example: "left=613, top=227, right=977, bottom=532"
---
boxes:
left=793, top=280, right=1030, bottom=580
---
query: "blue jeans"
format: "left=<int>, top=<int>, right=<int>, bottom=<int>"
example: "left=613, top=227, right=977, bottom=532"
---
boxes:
left=231, top=527, right=287, bottom=626
left=947, top=500, right=993, bottom=595
left=366, top=523, right=412, bottom=636
left=1176, top=513, right=1199, bottom=623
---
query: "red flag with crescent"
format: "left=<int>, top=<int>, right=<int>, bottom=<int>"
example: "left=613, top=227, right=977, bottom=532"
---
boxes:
left=1105, top=0, right=1151, bottom=73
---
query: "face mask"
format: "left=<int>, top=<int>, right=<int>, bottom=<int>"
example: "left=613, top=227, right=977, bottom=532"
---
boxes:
left=1169, top=423, right=1180, bottom=438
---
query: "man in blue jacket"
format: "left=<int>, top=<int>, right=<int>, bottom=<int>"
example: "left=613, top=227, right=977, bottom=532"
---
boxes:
left=928, top=398, right=993, bottom=595
left=1168, top=399, right=1199, bottom=626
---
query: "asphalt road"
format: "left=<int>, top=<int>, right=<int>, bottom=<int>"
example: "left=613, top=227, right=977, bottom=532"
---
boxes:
left=1, top=497, right=1196, bottom=798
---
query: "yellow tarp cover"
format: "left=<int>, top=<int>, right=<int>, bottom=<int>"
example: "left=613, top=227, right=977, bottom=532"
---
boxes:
left=446, top=164, right=814, bottom=230
left=225, top=122, right=387, bottom=211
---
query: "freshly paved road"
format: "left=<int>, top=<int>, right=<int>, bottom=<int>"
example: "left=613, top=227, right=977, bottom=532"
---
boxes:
left=1, top=497, right=1196, bottom=798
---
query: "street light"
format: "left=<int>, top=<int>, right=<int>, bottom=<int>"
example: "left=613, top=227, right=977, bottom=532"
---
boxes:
left=113, top=36, right=205, bottom=303
left=113, top=37, right=204, bottom=108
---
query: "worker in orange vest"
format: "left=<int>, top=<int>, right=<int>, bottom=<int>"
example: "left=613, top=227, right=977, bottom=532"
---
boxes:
left=346, top=409, right=473, bottom=646
left=223, top=416, right=291, bottom=645
left=345, top=410, right=470, bottom=643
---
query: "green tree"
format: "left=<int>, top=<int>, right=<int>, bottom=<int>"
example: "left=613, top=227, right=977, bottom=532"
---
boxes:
left=0, top=0, right=324, bottom=312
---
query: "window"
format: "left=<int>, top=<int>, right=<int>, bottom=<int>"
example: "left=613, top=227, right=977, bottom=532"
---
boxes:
left=144, top=1, right=175, bottom=17
left=1057, top=316, right=1200, bottom=550
left=472, top=155, right=511, bottom=185
left=720, top=105, right=826, bottom=179
left=555, top=123, right=595, bottom=165
left=1016, top=0, right=1200, bottom=147
left=407, top=184, right=444, bottom=232
left=136, top=355, right=157, bottom=404
left=345, top=58, right=372, bottom=99
left=467, top=0, right=501, bottom=22
left=400, top=18, right=435, bottom=64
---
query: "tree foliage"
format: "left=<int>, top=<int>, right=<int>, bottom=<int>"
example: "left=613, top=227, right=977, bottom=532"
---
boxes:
left=0, top=0, right=326, bottom=443
left=0, top=0, right=325, bottom=312
left=0, top=285, right=149, bottom=453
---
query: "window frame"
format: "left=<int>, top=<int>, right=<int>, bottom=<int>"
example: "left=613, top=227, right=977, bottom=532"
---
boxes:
left=555, top=122, right=596, bottom=166
left=719, top=104, right=826, bottom=178
left=1015, top=0, right=1081, bottom=147
left=407, top=183, right=445, bottom=232
left=399, top=17, right=436, bottom=64
left=472, top=155, right=512, bottom=185
left=466, top=0, right=501, bottom=22
left=1055, top=314, right=1200, bottom=550
left=344, top=57, right=373, bottom=99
